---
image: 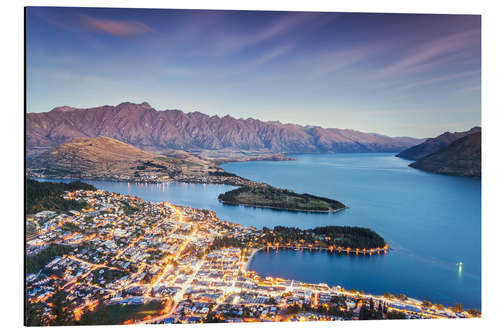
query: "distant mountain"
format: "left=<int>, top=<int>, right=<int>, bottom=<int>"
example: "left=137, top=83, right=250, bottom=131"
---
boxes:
left=409, top=132, right=481, bottom=178
left=396, top=127, right=481, bottom=160
left=27, top=136, right=264, bottom=186
left=26, top=102, right=423, bottom=158
left=27, top=136, right=218, bottom=182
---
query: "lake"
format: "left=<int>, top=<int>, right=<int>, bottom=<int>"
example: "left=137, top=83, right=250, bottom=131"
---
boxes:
left=36, top=153, right=481, bottom=309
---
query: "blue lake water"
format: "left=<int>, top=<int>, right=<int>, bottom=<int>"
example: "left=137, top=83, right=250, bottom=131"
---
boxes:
left=36, top=153, right=481, bottom=309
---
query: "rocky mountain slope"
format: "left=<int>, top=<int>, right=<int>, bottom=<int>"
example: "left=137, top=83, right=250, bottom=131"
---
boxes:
left=396, top=127, right=481, bottom=160
left=27, top=102, right=423, bottom=158
left=27, top=136, right=255, bottom=185
left=409, top=132, right=481, bottom=177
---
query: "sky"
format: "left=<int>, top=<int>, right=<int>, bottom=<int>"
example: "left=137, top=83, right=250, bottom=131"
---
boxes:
left=26, top=7, right=481, bottom=138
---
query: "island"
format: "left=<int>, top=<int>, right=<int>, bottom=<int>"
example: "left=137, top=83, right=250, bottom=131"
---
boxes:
left=218, top=185, right=346, bottom=213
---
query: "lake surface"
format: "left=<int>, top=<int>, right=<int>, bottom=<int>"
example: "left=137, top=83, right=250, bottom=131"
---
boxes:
left=37, top=153, right=481, bottom=309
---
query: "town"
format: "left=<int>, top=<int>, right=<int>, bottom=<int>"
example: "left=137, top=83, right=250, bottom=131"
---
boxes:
left=26, top=190, right=479, bottom=325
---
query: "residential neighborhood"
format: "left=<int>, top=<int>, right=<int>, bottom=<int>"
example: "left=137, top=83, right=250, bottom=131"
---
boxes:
left=26, top=189, right=477, bottom=325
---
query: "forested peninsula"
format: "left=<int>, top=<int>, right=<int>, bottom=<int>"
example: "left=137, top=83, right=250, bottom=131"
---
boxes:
left=218, top=185, right=346, bottom=213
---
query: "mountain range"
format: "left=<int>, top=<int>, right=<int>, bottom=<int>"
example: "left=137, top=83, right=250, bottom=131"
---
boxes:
left=396, top=127, right=481, bottom=160
left=26, top=102, right=423, bottom=158
left=409, top=132, right=481, bottom=178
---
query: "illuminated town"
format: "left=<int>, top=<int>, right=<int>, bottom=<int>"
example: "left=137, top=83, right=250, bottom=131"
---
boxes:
left=26, top=189, right=477, bottom=325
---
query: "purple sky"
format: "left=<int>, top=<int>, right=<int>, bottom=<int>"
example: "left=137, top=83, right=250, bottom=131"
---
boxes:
left=26, top=7, right=481, bottom=137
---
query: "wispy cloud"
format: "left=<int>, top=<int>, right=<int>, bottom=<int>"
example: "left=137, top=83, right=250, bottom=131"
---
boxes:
left=312, top=47, right=374, bottom=77
left=454, top=80, right=481, bottom=95
left=398, top=69, right=480, bottom=90
left=209, top=12, right=335, bottom=56
left=300, top=43, right=388, bottom=79
left=42, top=69, right=117, bottom=87
left=255, top=43, right=296, bottom=65
left=79, top=14, right=153, bottom=38
left=372, top=28, right=480, bottom=79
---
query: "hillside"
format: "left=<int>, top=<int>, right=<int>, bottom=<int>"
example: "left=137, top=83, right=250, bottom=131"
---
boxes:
left=396, top=127, right=481, bottom=160
left=27, top=136, right=255, bottom=185
left=26, top=178, right=96, bottom=214
left=409, top=132, right=481, bottom=177
left=26, top=102, right=423, bottom=158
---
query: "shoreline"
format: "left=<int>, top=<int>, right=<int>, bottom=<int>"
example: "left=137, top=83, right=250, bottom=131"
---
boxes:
left=219, top=200, right=347, bottom=214
left=244, top=245, right=389, bottom=271
left=31, top=175, right=347, bottom=214
left=27, top=179, right=477, bottom=313
left=239, top=247, right=466, bottom=316
left=243, top=247, right=264, bottom=272
left=26, top=187, right=474, bottom=322
left=28, top=175, right=244, bottom=187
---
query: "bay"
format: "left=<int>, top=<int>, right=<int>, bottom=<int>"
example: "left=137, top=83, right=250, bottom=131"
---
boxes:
left=35, top=153, right=481, bottom=309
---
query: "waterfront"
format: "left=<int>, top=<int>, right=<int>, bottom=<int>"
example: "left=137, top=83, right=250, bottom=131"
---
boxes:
left=28, top=188, right=464, bottom=324
left=225, top=153, right=481, bottom=309
left=36, top=153, right=481, bottom=309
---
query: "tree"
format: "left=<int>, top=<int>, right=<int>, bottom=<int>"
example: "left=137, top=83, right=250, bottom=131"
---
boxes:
left=453, top=303, right=464, bottom=313
left=303, top=302, right=312, bottom=312
left=26, top=244, right=73, bottom=274
left=467, top=309, right=481, bottom=317
left=287, top=303, right=301, bottom=314
left=422, top=300, right=432, bottom=308
left=386, top=310, right=406, bottom=320
left=26, top=179, right=96, bottom=214
left=205, top=310, right=224, bottom=323
left=48, top=289, right=75, bottom=326
left=359, top=304, right=370, bottom=320
left=377, top=303, right=383, bottom=319
left=25, top=301, right=48, bottom=326
left=359, top=299, right=379, bottom=320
